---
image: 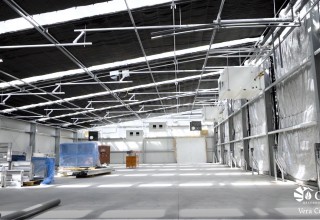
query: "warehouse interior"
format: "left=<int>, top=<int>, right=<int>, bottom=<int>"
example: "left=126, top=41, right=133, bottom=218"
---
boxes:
left=1, top=0, right=320, bottom=219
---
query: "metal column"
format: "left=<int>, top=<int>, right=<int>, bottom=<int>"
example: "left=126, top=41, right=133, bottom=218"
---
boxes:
left=73, top=131, right=78, bottom=142
left=213, top=122, right=219, bottom=163
left=264, top=70, right=276, bottom=176
left=315, top=143, right=320, bottom=190
left=240, top=99, right=250, bottom=171
left=27, top=123, right=36, bottom=161
left=55, top=128, right=60, bottom=166
left=227, top=100, right=235, bottom=167
left=219, top=123, right=225, bottom=164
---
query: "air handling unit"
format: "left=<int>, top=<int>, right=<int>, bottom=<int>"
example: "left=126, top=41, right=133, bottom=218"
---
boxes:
left=218, top=66, right=265, bottom=100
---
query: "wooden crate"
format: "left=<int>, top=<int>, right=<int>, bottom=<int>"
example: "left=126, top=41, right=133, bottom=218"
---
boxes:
left=126, top=155, right=139, bottom=168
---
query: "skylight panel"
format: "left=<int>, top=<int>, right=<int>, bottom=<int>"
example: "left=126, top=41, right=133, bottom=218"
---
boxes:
left=0, top=38, right=260, bottom=90
left=0, top=0, right=173, bottom=34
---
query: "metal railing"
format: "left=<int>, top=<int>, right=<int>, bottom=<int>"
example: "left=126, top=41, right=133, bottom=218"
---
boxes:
left=240, top=158, right=248, bottom=171
left=274, top=148, right=286, bottom=182
left=213, top=152, right=219, bottom=163
left=231, top=156, right=238, bottom=168
left=251, top=157, right=260, bottom=175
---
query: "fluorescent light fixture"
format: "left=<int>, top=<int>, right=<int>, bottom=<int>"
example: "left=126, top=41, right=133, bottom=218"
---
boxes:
left=0, top=38, right=258, bottom=90
left=0, top=92, right=64, bottom=96
left=98, top=184, right=133, bottom=188
left=0, top=43, right=92, bottom=49
left=89, top=100, right=138, bottom=103
left=0, top=58, right=3, bottom=62
left=0, top=0, right=173, bottom=35
left=44, top=108, right=94, bottom=111
left=57, top=81, right=132, bottom=85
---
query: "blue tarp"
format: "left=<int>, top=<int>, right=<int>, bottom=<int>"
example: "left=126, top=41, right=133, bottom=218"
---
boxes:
left=31, top=157, right=55, bottom=185
left=59, top=142, right=100, bottom=167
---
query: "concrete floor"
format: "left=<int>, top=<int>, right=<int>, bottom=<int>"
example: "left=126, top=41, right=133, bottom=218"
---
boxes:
left=0, top=163, right=319, bottom=219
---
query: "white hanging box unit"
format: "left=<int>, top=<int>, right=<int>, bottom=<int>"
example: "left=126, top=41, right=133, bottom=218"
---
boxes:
left=149, top=122, right=166, bottom=131
left=202, top=106, right=220, bottom=122
left=218, top=66, right=264, bottom=100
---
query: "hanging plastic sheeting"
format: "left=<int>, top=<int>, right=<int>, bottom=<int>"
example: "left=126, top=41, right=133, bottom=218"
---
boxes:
left=224, top=144, right=231, bottom=166
left=233, top=105, right=244, bottom=166
left=274, top=7, right=311, bottom=78
left=248, top=97, right=269, bottom=172
left=232, top=100, right=243, bottom=112
left=234, top=142, right=243, bottom=167
left=223, top=121, right=230, bottom=165
left=273, top=3, right=318, bottom=181
left=216, top=123, right=222, bottom=162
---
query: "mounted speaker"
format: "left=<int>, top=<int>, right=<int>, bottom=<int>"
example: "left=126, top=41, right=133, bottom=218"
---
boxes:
left=190, top=121, right=202, bottom=131
left=88, top=131, right=99, bottom=141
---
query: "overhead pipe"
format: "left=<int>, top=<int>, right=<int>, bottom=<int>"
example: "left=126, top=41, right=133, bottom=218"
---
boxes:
left=151, top=17, right=295, bottom=38
left=3, top=0, right=141, bottom=121
left=0, top=69, right=100, bottom=128
left=124, top=0, right=168, bottom=113
left=74, top=24, right=207, bottom=32
left=0, top=43, right=91, bottom=49
left=191, top=0, right=226, bottom=113
left=151, top=24, right=300, bottom=39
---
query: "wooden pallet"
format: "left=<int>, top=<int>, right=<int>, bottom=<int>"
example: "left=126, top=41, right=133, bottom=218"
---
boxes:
left=23, top=179, right=42, bottom=186
left=58, top=167, right=96, bottom=176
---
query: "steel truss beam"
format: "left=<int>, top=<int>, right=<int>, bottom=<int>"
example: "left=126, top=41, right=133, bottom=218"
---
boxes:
left=3, top=0, right=141, bottom=121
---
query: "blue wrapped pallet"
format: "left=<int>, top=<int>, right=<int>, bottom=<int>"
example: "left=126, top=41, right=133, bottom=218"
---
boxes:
left=59, top=142, right=101, bottom=167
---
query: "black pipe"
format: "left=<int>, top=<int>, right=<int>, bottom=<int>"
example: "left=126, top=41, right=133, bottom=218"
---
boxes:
left=1, top=199, right=61, bottom=220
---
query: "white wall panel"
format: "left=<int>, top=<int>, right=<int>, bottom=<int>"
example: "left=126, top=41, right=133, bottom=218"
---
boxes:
left=35, top=135, right=55, bottom=154
left=206, top=137, right=214, bottom=163
left=144, top=152, right=175, bottom=163
left=60, top=138, right=73, bottom=143
left=106, top=140, right=143, bottom=151
left=36, top=125, right=55, bottom=136
left=144, top=138, right=175, bottom=163
left=0, top=117, right=30, bottom=132
left=110, top=152, right=126, bottom=164
left=144, top=138, right=174, bottom=151
left=176, top=137, right=207, bottom=164
left=0, top=130, right=29, bottom=153
left=61, top=130, right=74, bottom=139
